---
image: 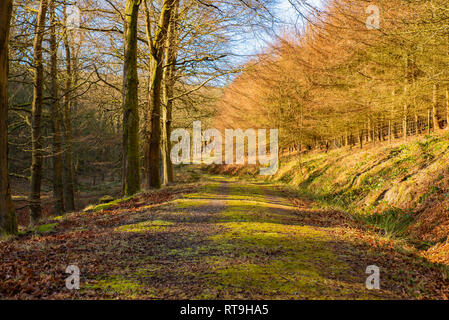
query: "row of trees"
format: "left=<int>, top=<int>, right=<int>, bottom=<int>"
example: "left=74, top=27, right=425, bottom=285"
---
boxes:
left=218, top=0, right=449, bottom=152
left=0, top=0, right=275, bottom=235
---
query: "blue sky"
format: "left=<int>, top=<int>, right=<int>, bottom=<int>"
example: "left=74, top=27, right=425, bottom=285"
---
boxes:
left=237, top=0, right=326, bottom=57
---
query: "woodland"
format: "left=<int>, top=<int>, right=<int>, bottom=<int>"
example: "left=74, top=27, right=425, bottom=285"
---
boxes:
left=1, top=0, right=449, bottom=300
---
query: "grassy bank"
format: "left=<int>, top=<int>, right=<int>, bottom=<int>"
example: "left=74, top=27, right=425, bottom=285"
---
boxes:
left=208, top=132, right=449, bottom=264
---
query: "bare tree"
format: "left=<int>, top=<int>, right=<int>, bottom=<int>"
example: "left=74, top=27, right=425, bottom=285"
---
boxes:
left=122, top=0, right=142, bottom=196
left=49, top=0, right=64, bottom=215
left=146, top=0, right=179, bottom=189
left=62, top=4, right=75, bottom=211
left=0, top=0, right=18, bottom=235
left=29, top=0, right=48, bottom=225
left=163, top=1, right=180, bottom=183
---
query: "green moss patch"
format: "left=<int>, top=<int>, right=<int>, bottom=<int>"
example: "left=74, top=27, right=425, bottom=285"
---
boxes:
left=206, top=221, right=380, bottom=299
left=85, top=275, right=150, bottom=298
left=90, top=196, right=134, bottom=212
left=114, top=220, right=174, bottom=233
left=35, top=223, right=58, bottom=234
left=219, top=200, right=297, bottom=224
left=183, top=182, right=222, bottom=200
left=174, top=199, right=211, bottom=209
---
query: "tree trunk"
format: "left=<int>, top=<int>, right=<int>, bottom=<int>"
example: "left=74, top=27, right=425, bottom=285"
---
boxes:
left=367, top=119, right=372, bottom=142
left=143, top=74, right=152, bottom=187
left=365, top=122, right=369, bottom=143
left=403, top=85, right=408, bottom=141
left=147, top=0, right=178, bottom=189
left=0, top=0, right=18, bottom=235
left=62, top=10, right=75, bottom=211
left=349, top=133, right=353, bottom=150
left=446, top=87, right=449, bottom=130
left=377, top=121, right=381, bottom=142
left=359, top=130, right=363, bottom=149
left=30, top=0, right=48, bottom=225
left=122, top=0, right=141, bottom=196
left=163, top=2, right=179, bottom=184
left=433, top=83, right=441, bottom=131
left=388, top=120, right=392, bottom=144
left=49, top=1, right=64, bottom=216
left=160, top=108, right=168, bottom=186
left=414, top=113, right=419, bottom=135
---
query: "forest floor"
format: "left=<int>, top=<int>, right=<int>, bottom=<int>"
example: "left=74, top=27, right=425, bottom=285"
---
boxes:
left=1, top=172, right=448, bottom=299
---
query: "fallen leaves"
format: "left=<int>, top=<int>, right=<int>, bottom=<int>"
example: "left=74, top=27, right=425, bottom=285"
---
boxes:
left=0, top=184, right=197, bottom=299
left=1, top=178, right=448, bottom=300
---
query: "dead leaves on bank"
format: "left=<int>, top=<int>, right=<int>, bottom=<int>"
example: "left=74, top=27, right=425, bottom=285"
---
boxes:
left=0, top=185, right=195, bottom=299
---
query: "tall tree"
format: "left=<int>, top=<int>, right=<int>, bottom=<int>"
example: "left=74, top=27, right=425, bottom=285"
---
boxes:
left=432, top=83, right=441, bottom=132
left=0, top=0, right=18, bottom=235
left=146, top=0, right=178, bottom=189
left=29, top=0, right=49, bottom=225
left=62, top=5, right=75, bottom=211
left=162, top=1, right=179, bottom=184
left=49, top=0, right=64, bottom=215
left=122, top=0, right=142, bottom=196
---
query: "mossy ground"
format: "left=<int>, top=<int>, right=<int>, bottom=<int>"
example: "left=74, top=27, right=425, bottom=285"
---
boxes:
left=77, top=176, right=447, bottom=299
left=114, top=220, right=174, bottom=233
left=1, top=174, right=447, bottom=299
left=212, top=133, right=449, bottom=255
left=34, top=223, right=58, bottom=234
left=88, top=196, right=135, bottom=212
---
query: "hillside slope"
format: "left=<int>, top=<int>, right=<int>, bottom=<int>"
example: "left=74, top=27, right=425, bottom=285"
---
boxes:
left=210, top=132, right=449, bottom=264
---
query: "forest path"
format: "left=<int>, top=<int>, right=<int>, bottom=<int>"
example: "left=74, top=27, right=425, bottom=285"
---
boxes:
left=1, top=174, right=448, bottom=299
left=77, top=175, right=448, bottom=299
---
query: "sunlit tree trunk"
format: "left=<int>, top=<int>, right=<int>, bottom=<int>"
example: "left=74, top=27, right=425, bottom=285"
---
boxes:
left=163, top=2, right=179, bottom=184
left=432, top=83, right=441, bottom=131
left=367, top=118, right=372, bottom=142
left=30, top=0, right=48, bottom=225
left=143, top=74, right=152, bottom=186
left=0, top=0, right=18, bottom=235
left=446, top=88, right=449, bottom=130
left=122, top=0, right=141, bottom=196
left=146, top=0, right=178, bottom=189
left=414, top=113, right=419, bottom=135
left=359, top=130, right=363, bottom=149
left=377, top=121, right=381, bottom=142
left=160, top=105, right=168, bottom=185
left=412, top=76, right=419, bottom=136
left=403, top=85, right=408, bottom=141
left=49, top=0, right=64, bottom=215
left=388, top=120, right=392, bottom=144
